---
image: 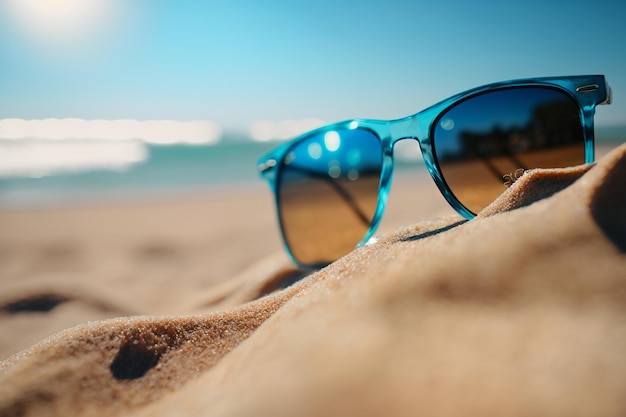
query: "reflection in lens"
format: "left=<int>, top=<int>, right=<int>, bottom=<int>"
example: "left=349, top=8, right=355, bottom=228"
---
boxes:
left=433, top=87, right=585, bottom=214
left=278, top=128, right=382, bottom=266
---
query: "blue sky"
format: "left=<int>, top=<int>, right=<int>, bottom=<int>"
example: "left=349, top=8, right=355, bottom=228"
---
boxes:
left=1, top=0, right=625, bottom=133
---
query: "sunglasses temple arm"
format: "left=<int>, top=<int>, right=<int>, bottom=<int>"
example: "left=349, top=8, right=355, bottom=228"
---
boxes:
left=287, top=165, right=371, bottom=225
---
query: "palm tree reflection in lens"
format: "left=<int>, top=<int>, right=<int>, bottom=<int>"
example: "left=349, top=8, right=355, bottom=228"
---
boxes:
left=434, top=87, right=585, bottom=214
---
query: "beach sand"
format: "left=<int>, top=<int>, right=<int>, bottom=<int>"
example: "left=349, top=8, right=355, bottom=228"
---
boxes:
left=0, top=143, right=624, bottom=416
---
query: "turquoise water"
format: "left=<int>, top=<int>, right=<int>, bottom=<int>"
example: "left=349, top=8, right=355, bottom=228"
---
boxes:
left=0, top=135, right=277, bottom=209
left=0, top=128, right=624, bottom=210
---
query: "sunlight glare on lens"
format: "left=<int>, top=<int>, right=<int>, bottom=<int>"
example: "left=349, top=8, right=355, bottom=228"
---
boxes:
left=307, top=142, right=322, bottom=160
left=284, top=152, right=295, bottom=165
left=328, top=161, right=341, bottom=178
left=347, top=169, right=359, bottom=180
left=347, top=148, right=361, bottom=165
left=324, top=131, right=341, bottom=152
left=440, top=118, right=455, bottom=131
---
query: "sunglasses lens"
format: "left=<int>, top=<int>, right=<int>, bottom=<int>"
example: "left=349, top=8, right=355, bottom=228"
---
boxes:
left=433, top=87, right=585, bottom=214
left=277, top=127, right=382, bottom=266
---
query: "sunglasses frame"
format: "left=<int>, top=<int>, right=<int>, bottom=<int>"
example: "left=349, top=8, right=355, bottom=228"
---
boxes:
left=258, top=75, right=612, bottom=268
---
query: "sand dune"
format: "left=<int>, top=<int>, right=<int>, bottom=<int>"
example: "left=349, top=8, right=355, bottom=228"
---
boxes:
left=0, top=143, right=624, bottom=416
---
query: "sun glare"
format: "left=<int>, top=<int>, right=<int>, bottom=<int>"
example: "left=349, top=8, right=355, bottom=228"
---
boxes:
left=2, top=0, right=118, bottom=45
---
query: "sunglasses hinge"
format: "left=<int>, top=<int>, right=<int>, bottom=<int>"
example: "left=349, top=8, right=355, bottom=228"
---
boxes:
left=601, top=86, right=613, bottom=105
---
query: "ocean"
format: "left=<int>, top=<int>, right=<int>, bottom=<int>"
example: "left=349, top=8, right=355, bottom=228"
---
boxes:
left=0, top=134, right=278, bottom=209
left=0, top=127, right=624, bottom=210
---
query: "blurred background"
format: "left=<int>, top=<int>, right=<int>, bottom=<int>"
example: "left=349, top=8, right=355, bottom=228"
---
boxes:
left=1, top=0, right=625, bottom=209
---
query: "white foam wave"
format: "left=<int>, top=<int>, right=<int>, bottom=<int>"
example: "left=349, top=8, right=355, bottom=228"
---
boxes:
left=0, top=118, right=222, bottom=145
left=249, top=118, right=326, bottom=142
left=0, top=140, right=148, bottom=178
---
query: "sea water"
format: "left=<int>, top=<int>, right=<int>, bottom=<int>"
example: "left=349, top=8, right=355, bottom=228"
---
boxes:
left=0, top=127, right=624, bottom=210
left=0, top=133, right=277, bottom=209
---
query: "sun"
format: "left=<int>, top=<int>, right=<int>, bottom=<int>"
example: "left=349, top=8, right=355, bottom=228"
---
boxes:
left=1, top=0, right=117, bottom=46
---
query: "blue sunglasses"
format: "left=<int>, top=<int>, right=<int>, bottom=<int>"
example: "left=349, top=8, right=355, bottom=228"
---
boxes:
left=258, top=75, right=612, bottom=268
